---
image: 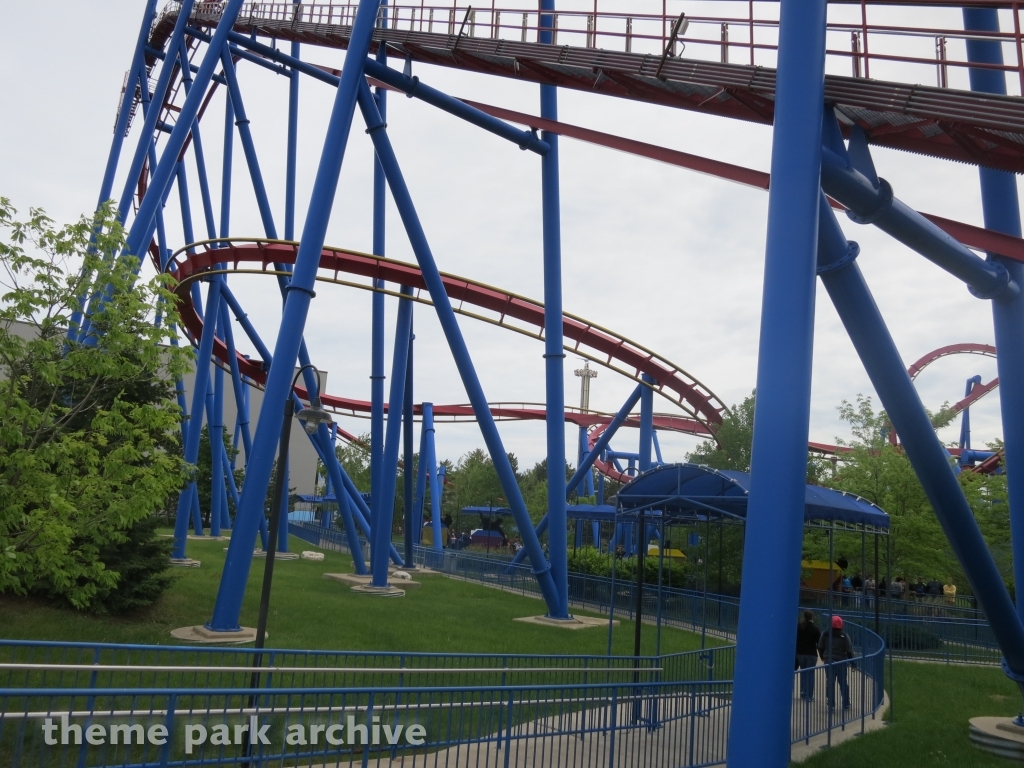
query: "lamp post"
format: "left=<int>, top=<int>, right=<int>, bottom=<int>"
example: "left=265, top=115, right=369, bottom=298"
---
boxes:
left=253, top=364, right=333, bottom=653
left=243, top=364, right=332, bottom=767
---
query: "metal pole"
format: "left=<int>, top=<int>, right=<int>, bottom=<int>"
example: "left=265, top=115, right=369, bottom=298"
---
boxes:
left=355, top=81, right=562, bottom=615
left=508, top=384, right=643, bottom=567
left=370, top=286, right=414, bottom=587
left=817, top=197, right=1024, bottom=681
left=208, top=0, right=385, bottom=632
left=728, top=1, right=828, bottom=764
left=639, top=374, right=654, bottom=472
left=963, top=8, right=1024, bottom=627
left=403, top=323, right=416, bottom=566
left=539, top=0, right=569, bottom=619
left=423, top=403, right=444, bottom=551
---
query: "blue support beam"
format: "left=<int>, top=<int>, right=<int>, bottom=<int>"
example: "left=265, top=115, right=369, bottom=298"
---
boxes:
left=403, top=322, right=416, bottom=565
left=726, top=2, right=828, bottom=765
left=638, top=374, right=655, bottom=473
left=356, top=80, right=561, bottom=615
left=207, top=0, right=385, bottom=632
left=539, top=0, right=569, bottom=619
left=963, top=8, right=1024, bottom=627
left=370, top=286, right=414, bottom=587
left=123, top=0, right=248, bottom=262
left=510, top=383, right=644, bottom=566
left=422, top=403, right=443, bottom=551
left=816, top=192, right=1024, bottom=684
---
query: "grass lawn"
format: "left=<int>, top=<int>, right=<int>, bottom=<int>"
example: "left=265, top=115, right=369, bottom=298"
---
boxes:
left=796, top=661, right=1021, bottom=767
left=0, top=533, right=721, bottom=657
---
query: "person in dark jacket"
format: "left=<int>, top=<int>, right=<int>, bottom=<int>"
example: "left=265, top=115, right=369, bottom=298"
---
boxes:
left=795, top=611, right=821, bottom=700
left=817, top=615, right=855, bottom=711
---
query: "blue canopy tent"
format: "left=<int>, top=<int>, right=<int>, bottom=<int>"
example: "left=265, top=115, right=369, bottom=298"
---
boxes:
left=606, top=464, right=891, bottom=657
left=615, top=463, right=889, bottom=529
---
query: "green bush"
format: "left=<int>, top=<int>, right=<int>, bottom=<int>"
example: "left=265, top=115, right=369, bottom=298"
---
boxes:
left=568, top=546, right=692, bottom=588
left=36, top=516, right=175, bottom=614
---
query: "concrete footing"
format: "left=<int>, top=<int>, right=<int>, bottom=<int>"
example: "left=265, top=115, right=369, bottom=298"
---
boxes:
left=513, top=614, right=616, bottom=630
left=253, top=550, right=299, bottom=560
left=970, top=717, right=1024, bottom=761
left=169, top=558, right=201, bottom=568
left=169, top=625, right=264, bottom=644
left=350, top=583, right=406, bottom=598
left=324, top=573, right=420, bottom=589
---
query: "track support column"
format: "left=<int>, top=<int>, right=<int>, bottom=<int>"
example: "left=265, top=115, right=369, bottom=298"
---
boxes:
left=539, top=0, right=569, bottom=619
left=963, top=8, right=1024, bottom=625
left=207, top=0, right=386, bottom=632
left=726, top=2, right=828, bottom=765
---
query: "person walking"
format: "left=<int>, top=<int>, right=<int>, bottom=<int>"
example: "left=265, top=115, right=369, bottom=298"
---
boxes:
left=796, top=611, right=821, bottom=701
left=817, top=615, right=855, bottom=712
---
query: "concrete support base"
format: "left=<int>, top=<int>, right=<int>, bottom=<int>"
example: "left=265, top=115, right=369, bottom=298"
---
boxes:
left=324, top=573, right=420, bottom=589
left=187, top=534, right=231, bottom=541
left=254, top=550, right=299, bottom=560
left=513, top=614, right=616, bottom=630
left=350, top=583, right=406, bottom=598
left=169, top=558, right=201, bottom=568
left=970, top=717, right=1024, bottom=761
left=169, top=625, right=264, bottom=644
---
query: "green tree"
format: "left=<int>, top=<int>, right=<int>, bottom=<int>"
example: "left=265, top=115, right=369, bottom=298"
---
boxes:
left=196, top=425, right=243, bottom=523
left=0, top=199, right=189, bottom=610
left=687, top=391, right=756, bottom=471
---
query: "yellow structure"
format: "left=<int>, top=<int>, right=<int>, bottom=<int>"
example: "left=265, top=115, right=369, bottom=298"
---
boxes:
left=647, top=545, right=687, bottom=562
left=421, top=524, right=448, bottom=548
left=801, top=560, right=842, bottom=591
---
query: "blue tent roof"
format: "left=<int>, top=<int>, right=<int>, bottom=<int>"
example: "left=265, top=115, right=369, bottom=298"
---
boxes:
left=616, top=463, right=889, bottom=529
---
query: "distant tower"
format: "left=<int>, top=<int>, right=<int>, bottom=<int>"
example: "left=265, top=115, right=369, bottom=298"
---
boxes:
left=574, top=360, right=598, bottom=411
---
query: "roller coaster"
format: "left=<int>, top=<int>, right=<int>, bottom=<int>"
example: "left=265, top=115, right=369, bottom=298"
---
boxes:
left=75, top=0, right=1024, bottom=763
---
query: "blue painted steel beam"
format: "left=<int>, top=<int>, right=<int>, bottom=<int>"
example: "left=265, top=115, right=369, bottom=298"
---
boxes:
left=371, top=286, right=414, bottom=587
left=219, top=301, right=252, bottom=458
left=414, top=421, right=428, bottom=544
left=726, top=2, right=828, bottom=765
left=208, top=0, right=385, bottom=631
left=403, top=323, right=416, bottom=565
left=963, top=8, right=1024, bottom=627
left=116, top=0, right=197, bottom=224
left=816, top=192, right=1024, bottom=680
left=539, top=0, right=569, bottom=618
left=819, top=139, right=1017, bottom=302
left=370, top=54, right=388, bottom=530
left=422, top=403, right=443, bottom=550
left=362, top=59, right=549, bottom=154
left=509, top=384, right=643, bottom=566
left=172, top=280, right=222, bottom=557
left=639, top=376, right=655, bottom=474
left=356, top=80, right=561, bottom=614
left=123, top=0, right=248, bottom=262
left=214, top=31, right=549, bottom=155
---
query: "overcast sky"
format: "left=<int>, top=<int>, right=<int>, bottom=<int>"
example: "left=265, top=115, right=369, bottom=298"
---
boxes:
left=1, top=2, right=1014, bottom=469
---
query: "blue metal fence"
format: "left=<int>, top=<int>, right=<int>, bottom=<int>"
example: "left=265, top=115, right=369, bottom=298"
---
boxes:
left=0, top=629, right=884, bottom=767
left=289, top=523, right=999, bottom=666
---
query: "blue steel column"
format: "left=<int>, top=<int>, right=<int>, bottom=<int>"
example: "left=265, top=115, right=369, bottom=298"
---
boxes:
left=370, top=287, right=414, bottom=587
left=403, top=325, right=416, bottom=565
left=356, top=82, right=561, bottom=614
left=370, top=39, right=389, bottom=523
left=210, top=360, right=226, bottom=536
left=172, top=281, right=222, bottom=557
left=816, top=195, right=1024, bottom=681
left=639, top=374, right=654, bottom=471
left=963, top=8, right=1024, bottom=623
left=726, top=2, right=828, bottom=765
left=539, top=0, right=570, bottom=619
left=422, top=403, right=443, bottom=550
left=414, top=422, right=429, bottom=544
left=208, top=0, right=386, bottom=631
left=123, top=0, right=249, bottom=260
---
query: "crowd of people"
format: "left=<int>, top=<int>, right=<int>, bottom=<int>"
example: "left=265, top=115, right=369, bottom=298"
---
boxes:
left=828, top=572, right=961, bottom=607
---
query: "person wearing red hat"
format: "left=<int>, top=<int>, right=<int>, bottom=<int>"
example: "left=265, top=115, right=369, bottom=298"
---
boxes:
left=817, top=615, right=855, bottom=712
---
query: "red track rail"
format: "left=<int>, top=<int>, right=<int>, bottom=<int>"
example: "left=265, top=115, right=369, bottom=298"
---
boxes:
left=168, top=240, right=727, bottom=429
